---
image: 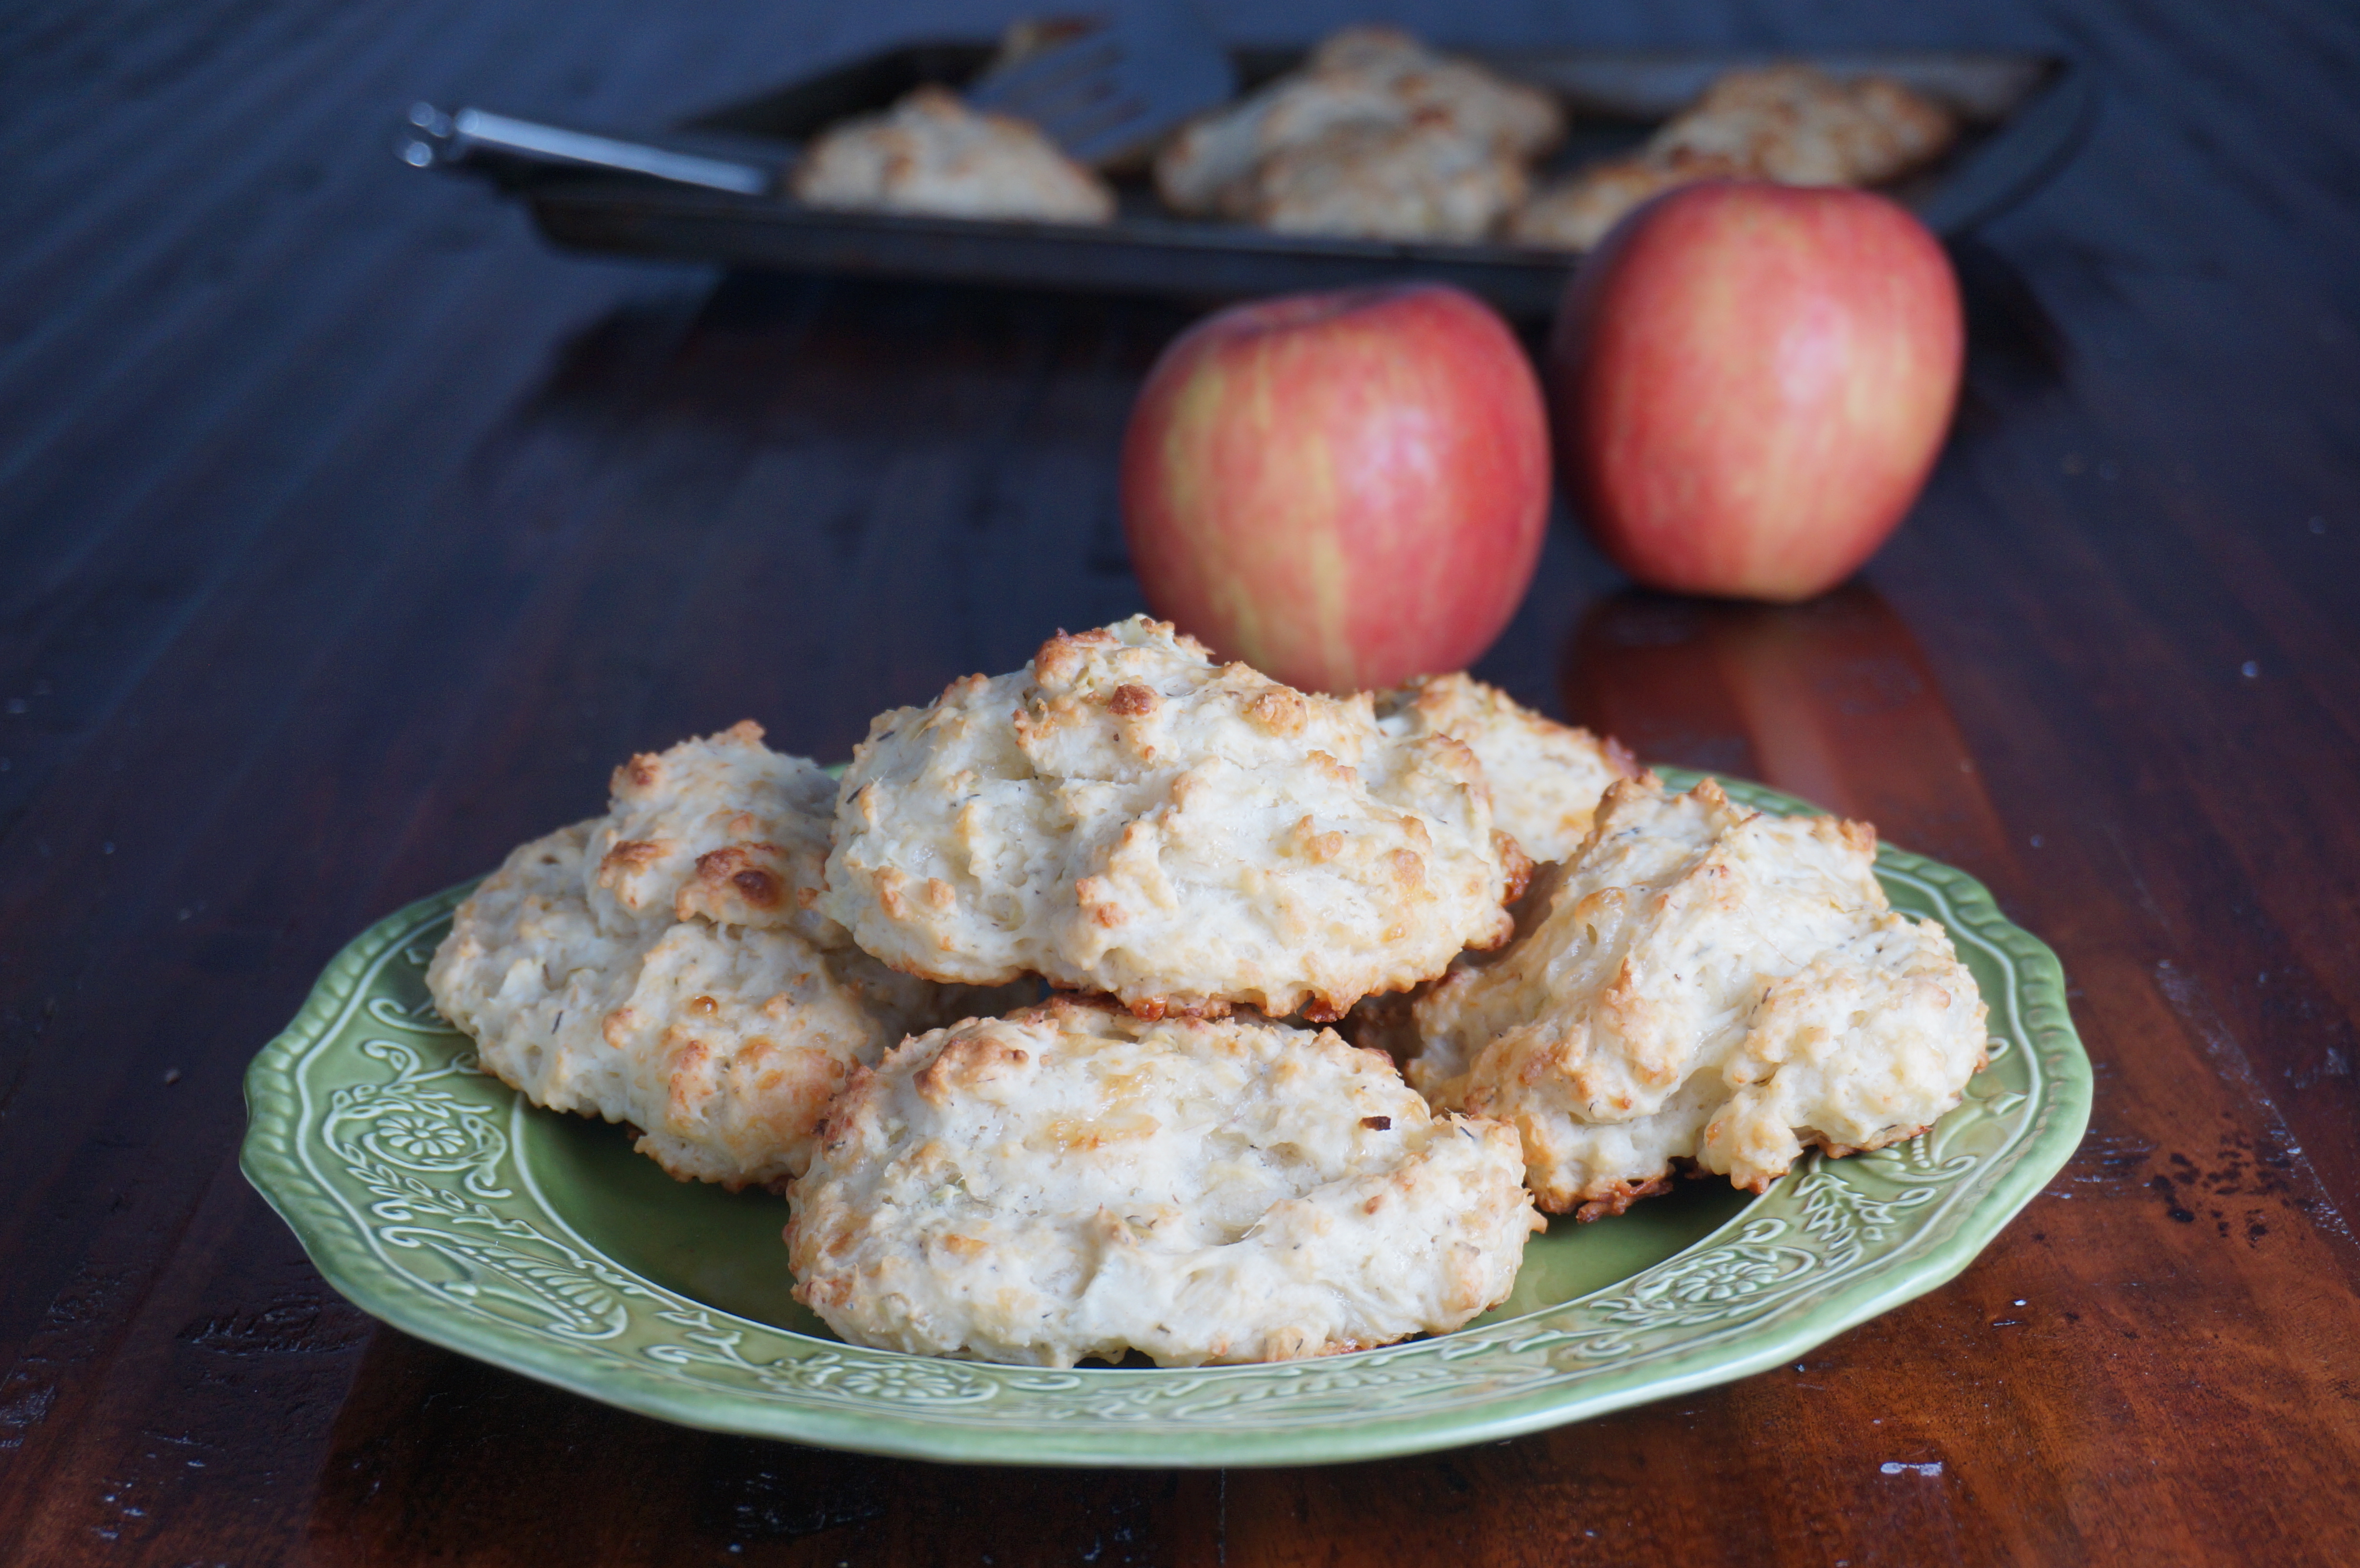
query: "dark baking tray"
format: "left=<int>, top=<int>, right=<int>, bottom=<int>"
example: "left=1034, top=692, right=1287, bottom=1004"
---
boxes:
left=517, top=43, right=2093, bottom=317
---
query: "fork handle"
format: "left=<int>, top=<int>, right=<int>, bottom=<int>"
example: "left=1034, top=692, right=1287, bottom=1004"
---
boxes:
left=398, top=104, right=775, bottom=196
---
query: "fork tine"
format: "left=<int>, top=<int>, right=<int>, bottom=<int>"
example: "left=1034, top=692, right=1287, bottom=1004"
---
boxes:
left=963, top=0, right=1235, bottom=166
left=967, top=39, right=1122, bottom=113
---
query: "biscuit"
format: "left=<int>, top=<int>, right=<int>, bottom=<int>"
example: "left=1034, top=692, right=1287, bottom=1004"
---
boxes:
left=1376, top=674, right=1637, bottom=864
left=1656, top=65, right=1955, bottom=187
left=1509, top=65, right=1955, bottom=251
left=1505, top=152, right=1745, bottom=251
left=430, top=821, right=654, bottom=1121
left=819, top=617, right=1526, bottom=1019
left=786, top=998, right=1542, bottom=1367
left=1156, top=25, right=1562, bottom=222
left=429, top=733, right=1021, bottom=1189
left=1158, top=69, right=1404, bottom=219
left=1245, top=121, right=1530, bottom=242
left=588, top=720, right=842, bottom=947
left=1302, top=25, right=1564, bottom=160
left=792, top=86, right=1116, bottom=225
left=1410, top=775, right=1988, bottom=1215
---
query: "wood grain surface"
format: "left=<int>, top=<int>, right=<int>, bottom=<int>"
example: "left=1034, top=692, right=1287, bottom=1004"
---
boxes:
left=3, top=0, right=2358, bottom=1562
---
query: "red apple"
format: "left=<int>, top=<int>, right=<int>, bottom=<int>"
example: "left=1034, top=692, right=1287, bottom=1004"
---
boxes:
left=1120, top=283, right=1549, bottom=693
left=1549, top=181, right=1964, bottom=602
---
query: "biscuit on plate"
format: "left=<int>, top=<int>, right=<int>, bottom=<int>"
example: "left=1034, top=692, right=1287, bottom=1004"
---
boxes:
left=819, top=616, right=1528, bottom=1020
left=792, top=86, right=1115, bottom=225
left=786, top=997, right=1542, bottom=1367
left=1155, top=25, right=1562, bottom=221
left=587, top=719, right=843, bottom=945
left=1408, top=775, right=1988, bottom=1217
left=428, top=728, right=1019, bottom=1188
left=1376, top=674, right=1637, bottom=864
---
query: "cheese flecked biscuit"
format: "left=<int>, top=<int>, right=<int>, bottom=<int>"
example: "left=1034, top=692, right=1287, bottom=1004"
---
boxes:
left=1509, top=65, right=1956, bottom=251
left=587, top=720, right=843, bottom=946
left=787, top=998, right=1542, bottom=1367
left=1155, top=25, right=1562, bottom=227
left=429, top=729, right=1021, bottom=1189
left=792, top=86, right=1115, bottom=225
left=1245, top=121, right=1530, bottom=242
left=1410, top=775, right=1988, bottom=1216
left=1376, top=674, right=1637, bottom=863
left=819, top=617, right=1527, bottom=1019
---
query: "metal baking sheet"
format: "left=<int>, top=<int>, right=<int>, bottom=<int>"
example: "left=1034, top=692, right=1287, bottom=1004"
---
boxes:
left=516, top=42, right=2092, bottom=316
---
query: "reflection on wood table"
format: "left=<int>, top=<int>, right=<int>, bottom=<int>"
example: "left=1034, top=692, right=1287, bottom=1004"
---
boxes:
left=0, top=0, right=2356, bottom=1562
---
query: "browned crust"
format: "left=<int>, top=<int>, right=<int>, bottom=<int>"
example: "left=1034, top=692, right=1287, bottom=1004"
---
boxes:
left=1802, top=1123, right=1931, bottom=1163
left=1494, top=833, right=1535, bottom=912
left=913, top=1032, right=1033, bottom=1105
left=1570, top=1175, right=1676, bottom=1222
left=680, top=841, right=786, bottom=914
left=597, top=838, right=668, bottom=882
left=1032, top=621, right=1211, bottom=687
left=1549, top=1117, right=1952, bottom=1220
left=1118, top=992, right=1236, bottom=1023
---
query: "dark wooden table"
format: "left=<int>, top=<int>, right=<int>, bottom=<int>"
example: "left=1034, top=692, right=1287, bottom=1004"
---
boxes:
left=5, top=0, right=2359, bottom=1561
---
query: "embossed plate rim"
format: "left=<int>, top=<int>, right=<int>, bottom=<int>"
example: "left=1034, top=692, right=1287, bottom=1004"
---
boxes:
left=242, top=772, right=2091, bottom=1466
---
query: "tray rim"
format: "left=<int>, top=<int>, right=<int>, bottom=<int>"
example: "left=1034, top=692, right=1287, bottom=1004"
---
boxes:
left=242, top=769, right=2091, bottom=1467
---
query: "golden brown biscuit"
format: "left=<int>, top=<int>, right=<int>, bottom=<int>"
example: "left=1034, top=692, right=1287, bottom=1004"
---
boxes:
left=792, top=86, right=1116, bottom=225
left=1509, top=65, right=1956, bottom=251
left=1376, top=674, right=1637, bottom=863
left=1410, top=775, right=1988, bottom=1215
left=1156, top=25, right=1562, bottom=223
left=588, top=720, right=842, bottom=947
left=1505, top=152, right=1746, bottom=250
left=820, top=617, right=1527, bottom=1020
left=787, top=998, right=1541, bottom=1367
left=428, top=732, right=1022, bottom=1189
left=1245, top=121, right=1531, bottom=242
left=1657, top=65, right=1956, bottom=186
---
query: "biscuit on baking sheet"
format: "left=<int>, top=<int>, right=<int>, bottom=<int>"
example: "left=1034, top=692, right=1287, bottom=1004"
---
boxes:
left=428, top=735, right=1021, bottom=1189
left=1155, top=25, right=1561, bottom=221
left=786, top=998, right=1542, bottom=1368
left=791, top=86, right=1116, bottom=225
left=1408, top=775, right=1988, bottom=1217
left=1376, top=674, right=1637, bottom=864
left=1245, top=121, right=1530, bottom=242
left=1656, top=65, right=1956, bottom=187
left=1505, top=152, right=1746, bottom=251
left=1157, top=67, right=1404, bottom=219
left=1509, top=65, right=1956, bottom=251
left=1305, top=26, right=1564, bottom=159
left=819, top=616, right=1527, bottom=1020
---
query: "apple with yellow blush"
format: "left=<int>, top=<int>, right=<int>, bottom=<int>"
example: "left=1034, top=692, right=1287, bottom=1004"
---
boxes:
left=1119, top=283, right=1550, bottom=693
left=1549, top=181, right=1965, bottom=602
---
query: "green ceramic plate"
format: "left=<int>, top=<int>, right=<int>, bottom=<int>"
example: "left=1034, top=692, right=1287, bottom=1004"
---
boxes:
left=242, top=772, right=2089, bottom=1467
